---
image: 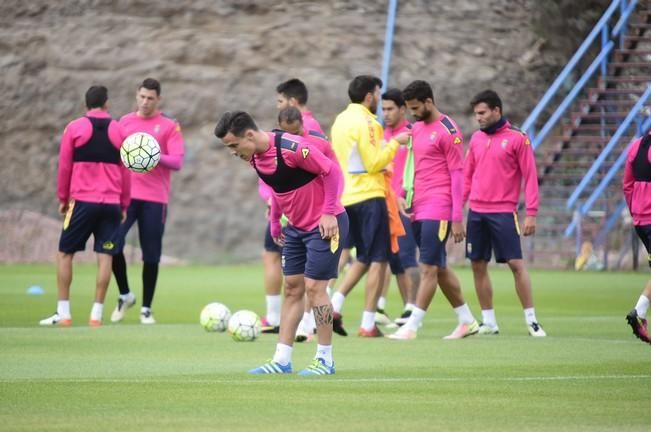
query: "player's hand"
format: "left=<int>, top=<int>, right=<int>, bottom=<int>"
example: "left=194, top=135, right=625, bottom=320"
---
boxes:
left=523, top=216, right=536, bottom=236
left=121, top=210, right=127, bottom=223
left=451, top=221, right=465, bottom=243
left=273, top=234, right=285, bottom=247
left=393, top=132, right=411, bottom=146
left=397, top=197, right=412, bottom=218
left=58, top=202, right=68, bottom=216
left=319, top=214, right=338, bottom=239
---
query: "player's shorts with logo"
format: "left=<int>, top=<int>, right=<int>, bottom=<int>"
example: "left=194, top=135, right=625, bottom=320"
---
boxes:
left=465, top=209, right=522, bottom=263
left=115, top=199, right=167, bottom=263
left=58, top=200, right=122, bottom=254
left=413, top=219, right=450, bottom=268
left=634, top=224, right=651, bottom=267
left=263, top=221, right=283, bottom=253
left=281, top=212, right=349, bottom=280
left=344, top=197, right=390, bottom=263
left=389, top=212, right=418, bottom=274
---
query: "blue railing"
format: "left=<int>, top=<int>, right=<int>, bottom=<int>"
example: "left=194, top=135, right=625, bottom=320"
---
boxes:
left=377, top=0, right=398, bottom=125
left=521, top=0, right=637, bottom=150
left=564, top=89, right=651, bottom=237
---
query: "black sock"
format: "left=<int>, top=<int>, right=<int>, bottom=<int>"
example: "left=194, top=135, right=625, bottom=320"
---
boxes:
left=112, top=252, right=130, bottom=296
left=142, top=262, right=159, bottom=309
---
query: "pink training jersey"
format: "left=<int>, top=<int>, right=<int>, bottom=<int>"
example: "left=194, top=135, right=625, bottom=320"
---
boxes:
left=57, top=109, right=130, bottom=210
left=301, top=111, right=324, bottom=135
left=464, top=120, right=539, bottom=216
left=384, top=119, right=411, bottom=197
left=255, top=132, right=344, bottom=233
left=119, top=111, right=185, bottom=204
left=623, top=131, right=651, bottom=226
left=411, top=114, right=464, bottom=222
left=302, top=129, right=344, bottom=198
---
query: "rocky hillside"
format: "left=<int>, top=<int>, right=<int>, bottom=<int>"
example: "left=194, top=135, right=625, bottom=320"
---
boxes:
left=0, top=0, right=607, bottom=263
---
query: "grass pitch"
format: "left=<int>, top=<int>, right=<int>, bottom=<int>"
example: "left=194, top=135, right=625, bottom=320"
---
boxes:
left=0, top=264, right=649, bottom=431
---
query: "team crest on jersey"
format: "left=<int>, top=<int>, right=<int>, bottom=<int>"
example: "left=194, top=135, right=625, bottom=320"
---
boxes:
left=453, top=136, right=462, bottom=145
left=525, top=137, right=531, bottom=145
left=154, top=124, right=160, bottom=134
left=501, top=139, right=508, bottom=149
left=175, top=124, right=181, bottom=132
left=430, top=131, right=437, bottom=141
left=301, top=148, right=310, bottom=159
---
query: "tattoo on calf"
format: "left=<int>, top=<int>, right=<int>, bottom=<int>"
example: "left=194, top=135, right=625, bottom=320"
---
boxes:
left=313, top=304, right=333, bottom=326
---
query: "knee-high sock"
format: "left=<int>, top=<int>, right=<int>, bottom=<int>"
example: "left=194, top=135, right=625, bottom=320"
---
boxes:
left=142, top=262, right=159, bottom=308
left=112, top=252, right=130, bottom=296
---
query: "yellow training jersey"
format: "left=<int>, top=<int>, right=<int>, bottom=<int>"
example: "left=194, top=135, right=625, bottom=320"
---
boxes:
left=330, top=103, right=399, bottom=206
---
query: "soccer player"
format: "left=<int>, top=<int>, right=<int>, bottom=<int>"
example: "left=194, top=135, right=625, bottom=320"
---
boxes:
left=276, top=78, right=324, bottom=134
left=330, top=75, right=410, bottom=337
left=40, top=85, right=130, bottom=327
left=387, top=80, right=479, bottom=340
left=624, top=129, right=651, bottom=344
left=464, top=90, right=546, bottom=337
left=378, top=88, right=420, bottom=327
left=110, top=78, right=185, bottom=325
left=214, top=111, right=348, bottom=375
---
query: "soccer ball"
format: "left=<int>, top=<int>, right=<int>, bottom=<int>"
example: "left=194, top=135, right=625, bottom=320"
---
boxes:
left=227, top=310, right=261, bottom=342
left=120, top=132, right=161, bottom=173
left=199, top=302, right=231, bottom=332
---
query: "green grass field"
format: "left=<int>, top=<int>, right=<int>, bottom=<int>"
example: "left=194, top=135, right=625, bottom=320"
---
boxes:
left=1, top=264, right=650, bottom=431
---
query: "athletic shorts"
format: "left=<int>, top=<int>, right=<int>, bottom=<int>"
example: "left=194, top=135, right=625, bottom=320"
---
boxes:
left=465, top=209, right=522, bottom=263
left=115, top=199, right=167, bottom=263
left=413, top=219, right=450, bottom=268
left=635, top=224, right=651, bottom=267
left=389, top=212, right=418, bottom=274
left=58, top=200, right=122, bottom=255
left=263, top=222, right=282, bottom=253
left=281, top=212, right=349, bottom=280
left=345, top=197, right=390, bottom=264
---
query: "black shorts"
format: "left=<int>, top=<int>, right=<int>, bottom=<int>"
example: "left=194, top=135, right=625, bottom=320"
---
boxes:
left=263, top=222, right=282, bottom=253
left=635, top=224, right=651, bottom=268
left=465, top=209, right=523, bottom=263
left=345, top=197, right=390, bottom=264
left=58, top=200, right=122, bottom=255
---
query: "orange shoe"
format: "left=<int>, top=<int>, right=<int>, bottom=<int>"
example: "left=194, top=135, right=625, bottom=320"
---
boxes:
left=357, top=326, right=383, bottom=337
left=88, top=319, right=102, bottom=327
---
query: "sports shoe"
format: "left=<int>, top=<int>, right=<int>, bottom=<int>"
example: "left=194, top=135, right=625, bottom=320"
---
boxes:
left=443, top=320, right=480, bottom=340
left=386, top=328, right=417, bottom=340
left=527, top=321, right=547, bottom=337
left=88, top=319, right=102, bottom=327
left=39, top=313, right=72, bottom=327
left=110, top=295, right=136, bottom=323
left=375, top=309, right=393, bottom=326
left=394, top=309, right=412, bottom=326
left=297, top=358, right=335, bottom=376
left=333, top=312, right=348, bottom=336
left=477, top=322, right=500, bottom=335
left=626, top=309, right=650, bottom=343
left=140, top=310, right=156, bottom=325
left=357, top=325, right=384, bottom=337
left=249, top=360, right=293, bottom=374
left=260, top=317, right=280, bottom=334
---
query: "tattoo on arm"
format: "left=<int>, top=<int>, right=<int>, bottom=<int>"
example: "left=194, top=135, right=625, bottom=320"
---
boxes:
left=313, top=304, right=333, bottom=326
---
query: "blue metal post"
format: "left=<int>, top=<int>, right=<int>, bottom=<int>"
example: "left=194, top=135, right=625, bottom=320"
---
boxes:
left=378, top=0, right=398, bottom=125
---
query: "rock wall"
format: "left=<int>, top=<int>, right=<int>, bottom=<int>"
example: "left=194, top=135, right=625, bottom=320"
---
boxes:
left=0, top=0, right=607, bottom=263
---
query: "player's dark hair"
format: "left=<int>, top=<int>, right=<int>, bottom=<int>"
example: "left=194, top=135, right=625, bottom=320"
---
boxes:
left=402, top=80, right=434, bottom=104
left=278, top=106, right=303, bottom=126
left=382, top=88, right=405, bottom=107
left=85, top=85, right=108, bottom=109
left=214, top=111, right=259, bottom=138
left=470, top=89, right=503, bottom=113
left=276, top=78, right=309, bottom=105
left=348, top=75, right=382, bottom=104
left=140, top=78, right=161, bottom=96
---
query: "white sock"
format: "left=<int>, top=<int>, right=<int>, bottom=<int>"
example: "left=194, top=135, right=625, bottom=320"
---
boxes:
left=57, top=300, right=71, bottom=318
left=361, top=310, right=376, bottom=330
left=316, top=344, right=333, bottom=366
left=377, top=296, right=387, bottom=310
left=120, top=292, right=135, bottom=302
left=272, top=343, right=293, bottom=366
left=331, top=292, right=346, bottom=313
left=404, top=307, right=426, bottom=332
left=90, top=303, right=103, bottom=321
left=524, top=307, right=538, bottom=325
left=304, top=310, right=316, bottom=332
left=326, top=285, right=333, bottom=298
left=453, top=303, right=475, bottom=325
left=481, top=309, right=497, bottom=328
left=635, top=295, right=650, bottom=319
left=405, top=303, right=415, bottom=312
left=265, top=295, right=281, bottom=326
